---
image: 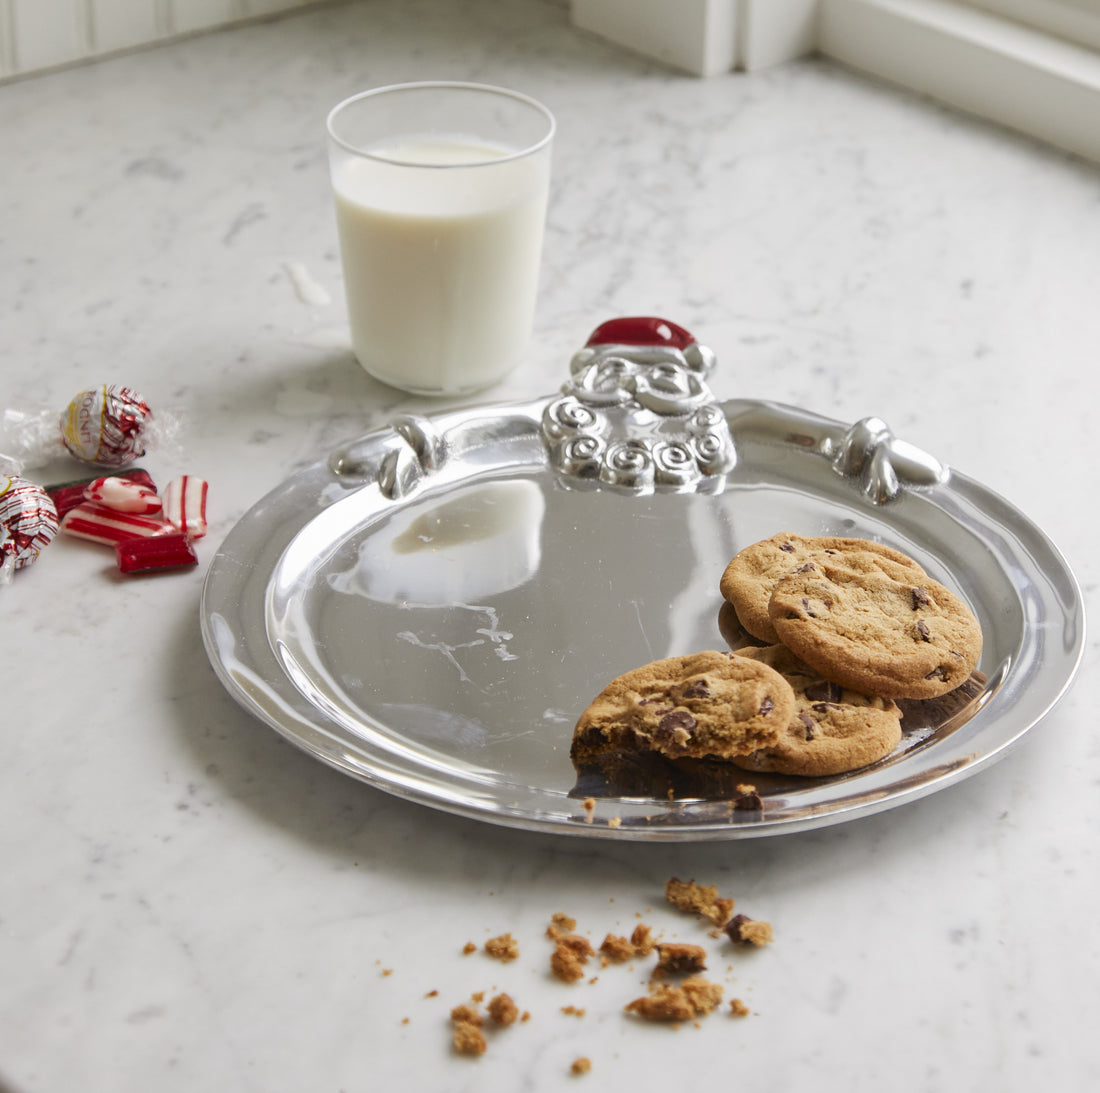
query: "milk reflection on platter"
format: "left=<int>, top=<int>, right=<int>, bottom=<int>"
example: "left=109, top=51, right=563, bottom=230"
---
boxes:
left=271, top=479, right=546, bottom=772
left=327, top=480, right=544, bottom=605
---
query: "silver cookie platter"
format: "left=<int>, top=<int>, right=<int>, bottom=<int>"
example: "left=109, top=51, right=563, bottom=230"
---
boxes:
left=200, top=332, right=1084, bottom=841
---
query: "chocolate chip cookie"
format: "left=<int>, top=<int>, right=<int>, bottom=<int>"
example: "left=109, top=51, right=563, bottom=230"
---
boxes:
left=730, top=644, right=903, bottom=776
left=768, top=552, right=982, bottom=699
left=570, top=650, right=796, bottom=766
left=720, top=533, right=926, bottom=644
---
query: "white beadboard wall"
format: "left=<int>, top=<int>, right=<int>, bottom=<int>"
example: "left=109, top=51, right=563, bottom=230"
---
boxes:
left=0, top=0, right=328, bottom=80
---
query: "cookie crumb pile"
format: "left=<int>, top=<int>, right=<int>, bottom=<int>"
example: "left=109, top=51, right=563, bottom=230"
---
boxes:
left=571, top=534, right=983, bottom=787
left=444, top=876, right=771, bottom=1068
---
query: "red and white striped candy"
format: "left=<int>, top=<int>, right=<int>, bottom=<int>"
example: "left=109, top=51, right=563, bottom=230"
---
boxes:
left=116, top=533, right=198, bottom=574
left=161, top=476, right=208, bottom=539
left=83, top=475, right=162, bottom=514
left=60, top=501, right=176, bottom=546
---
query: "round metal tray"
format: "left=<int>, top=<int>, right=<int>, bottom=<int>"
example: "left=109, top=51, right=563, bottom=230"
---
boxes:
left=200, top=328, right=1084, bottom=841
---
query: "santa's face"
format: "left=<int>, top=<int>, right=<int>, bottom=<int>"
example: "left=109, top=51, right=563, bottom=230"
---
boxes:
left=542, top=323, right=734, bottom=492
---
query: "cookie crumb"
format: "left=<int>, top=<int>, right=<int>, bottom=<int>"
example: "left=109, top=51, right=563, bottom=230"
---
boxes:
left=470, top=991, right=485, bottom=1004
left=625, top=976, right=723, bottom=1022
left=488, top=993, right=519, bottom=1026
left=452, top=1020, right=487, bottom=1057
left=582, top=797, right=596, bottom=822
left=665, top=877, right=734, bottom=927
left=653, top=942, right=707, bottom=978
left=462, top=942, right=477, bottom=955
left=561, top=1004, right=586, bottom=1017
left=551, top=934, right=595, bottom=983
left=450, top=1003, right=481, bottom=1027
left=546, top=912, right=577, bottom=939
left=598, top=933, right=634, bottom=965
left=729, top=998, right=751, bottom=1017
left=681, top=977, right=723, bottom=1016
left=425, top=989, right=439, bottom=998
left=450, top=1004, right=486, bottom=1056
left=599, top=921, right=657, bottom=965
left=732, top=784, right=764, bottom=811
left=724, top=914, right=773, bottom=947
left=571, top=1057, right=592, bottom=1076
left=608, top=816, right=622, bottom=828
left=485, top=933, right=520, bottom=962
left=630, top=923, right=656, bottom=956
left=380, top=968, right=393, bottom=977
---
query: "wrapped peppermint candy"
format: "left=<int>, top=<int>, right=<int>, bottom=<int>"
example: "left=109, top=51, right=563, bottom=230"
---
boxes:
left=47, top=469, right=158, bottom=520
left=161, top=475, right=208, bottom=539
left=54, top=468, right=211, bottom=577
left=116, top=533, right=198, bottom=574
left=59, top=502, right=175, bottom=546
left=0, top=473, right=60, bottom=583
left=59, top=385, right=152, bottom=466
left=83, top=475, right=162, bottom=514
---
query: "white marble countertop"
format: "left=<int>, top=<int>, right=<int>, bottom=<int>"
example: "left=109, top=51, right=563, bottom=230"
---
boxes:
left=2, top=1, right=1097, bottom=1089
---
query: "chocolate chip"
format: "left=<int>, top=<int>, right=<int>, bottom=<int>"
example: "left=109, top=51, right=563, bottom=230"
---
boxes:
left=811, top=702, right=841, bottom=712
left=758, top=696, right=774, bottom=716
left=797, top=712, right=816, bottom=740
left=795, top=562, right=816, bottom=573
left=916, top=619, right=932, bottom=642
left=800, top=597, right=817, bottom=618
left=911, top=586, right=930, bottom=609
left=925, top=666, right=947, bottom=681
left=681, top=679, right=709, bottom=699
left=724, top=914, right=756, bottom=941
left=804, top=680, right=842, bottom=703
left=780, top=541, right=796, bottom=553
left=658, top=710, right=697, bottom=735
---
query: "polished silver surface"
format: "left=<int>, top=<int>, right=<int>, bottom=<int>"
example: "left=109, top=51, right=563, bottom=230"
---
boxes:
left=542, top=333, right=735, bottom=491
left=201, top=390, right=1084, bottom=841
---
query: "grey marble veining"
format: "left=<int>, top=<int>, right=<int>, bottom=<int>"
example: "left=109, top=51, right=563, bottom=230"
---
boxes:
left=1, top=1, right=1097, bottom=1090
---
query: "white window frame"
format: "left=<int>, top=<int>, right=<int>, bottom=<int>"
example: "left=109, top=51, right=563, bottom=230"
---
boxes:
left=570, top=0, right=1100, bottom=163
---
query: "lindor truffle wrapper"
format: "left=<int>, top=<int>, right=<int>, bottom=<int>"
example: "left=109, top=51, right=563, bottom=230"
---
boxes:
left=59, top=385, right=152, bottom=466
left=0, top=473, right=59, bottom=576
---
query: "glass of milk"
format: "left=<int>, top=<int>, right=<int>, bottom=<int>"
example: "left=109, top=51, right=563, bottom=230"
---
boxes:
left=326, top=82, right=555, bottom=396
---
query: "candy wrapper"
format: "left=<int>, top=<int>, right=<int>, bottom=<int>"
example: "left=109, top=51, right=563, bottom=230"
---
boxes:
left=58, top=385, right=151, bottom=466
left=0, top=473, right=59, bottom=584
left=2, top=384, right=180, bottom=470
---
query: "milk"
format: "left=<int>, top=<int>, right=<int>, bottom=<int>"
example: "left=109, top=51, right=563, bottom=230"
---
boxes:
left=332, top=138, right=550, bottom=394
